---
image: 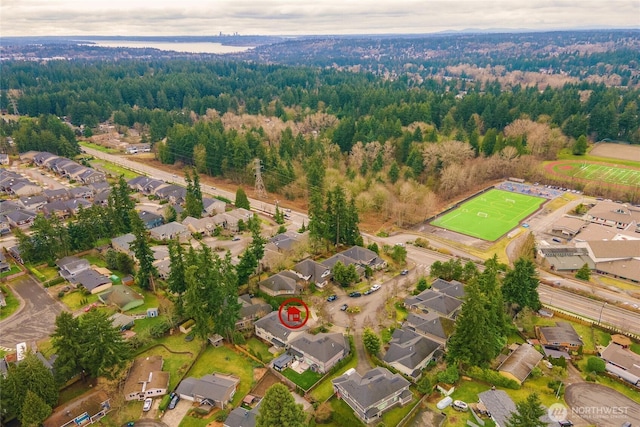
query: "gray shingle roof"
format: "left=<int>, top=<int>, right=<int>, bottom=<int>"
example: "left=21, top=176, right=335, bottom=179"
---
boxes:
left=538, top=322, right=583, bottom=347
left=289, top=332, right=348, bottom=364
left=382, top=328, right=441, bottom=377
left=430, top=279, right=466, bottom=298
left=405, top=290, right=463, bottom=316
left=497, top=343, right=543, bottom=383
left=332, top=367, right=410, bottom=410
left=254, top=311, right=308, bottom=341
left=478, top=389, right=516, bottom=427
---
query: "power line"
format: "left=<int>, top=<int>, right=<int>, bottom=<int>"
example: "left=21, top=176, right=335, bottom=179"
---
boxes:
left=254, top=158, right=267, bottom=199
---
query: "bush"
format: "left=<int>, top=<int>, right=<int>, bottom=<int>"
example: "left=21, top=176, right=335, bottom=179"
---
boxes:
left=215, top=410, right=228, bottom=422
left=436, top=365, right=459, bottom=384
left=58, top=291, right=65, bottom=298
left=158, top=394, right=171, bottom=411
left=549, top=356, right=567, bottom=368
left=466, top=366, right=520, bottom=390
left=45, top=277, right=66, bottom=288
left=586, top=356, right=606, bottom=374
left=233, top=331, right=246, bottom=345
left=27, top=266, right=46, bottom=282
left=315, top=402, right=332, bottom=423
left=150, top=320, right=171, bottom=338
left=414, top=238, right=429, bottom=248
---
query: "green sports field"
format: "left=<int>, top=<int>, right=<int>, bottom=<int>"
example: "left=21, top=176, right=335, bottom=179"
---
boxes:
left=431, top=189, right=545, bottom=241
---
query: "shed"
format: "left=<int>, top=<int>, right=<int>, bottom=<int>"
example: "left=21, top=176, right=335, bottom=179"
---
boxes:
left=208, top=334, right=224, bottom=347
left=147, top=307, right=159, bottom=318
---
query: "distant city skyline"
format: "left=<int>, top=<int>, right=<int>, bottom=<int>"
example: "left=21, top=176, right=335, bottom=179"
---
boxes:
left=1, top=0, right=638, bottom=38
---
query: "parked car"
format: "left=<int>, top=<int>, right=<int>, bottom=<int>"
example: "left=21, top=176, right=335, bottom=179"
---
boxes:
left=327, top=294, right=338, bottom=302
left=168, top=393, right=180, bottom=410
left=232, top=236, right=241, bottom=241
left=340, top=304, right=348, bottom=311
left=400, top=269, right=409, bottom=275
left=349, top=291, right=362, bottom=298
left=370, top=284, right=381, bottom=292
left=364, top=289, right=373, bottom=296
left=142, top=398, right=153, bottom=412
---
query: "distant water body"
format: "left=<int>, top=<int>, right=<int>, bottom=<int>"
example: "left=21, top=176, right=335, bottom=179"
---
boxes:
left=82, top=40, right=253, bottom=54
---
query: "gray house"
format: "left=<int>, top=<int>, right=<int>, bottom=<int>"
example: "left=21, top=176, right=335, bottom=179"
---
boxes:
left=224, top=399, right=262, bottom=427
left=258, top=271, right=301, bottom=297
left=288, top=332, right=349, bottom=374
left=111, top=233, right=136, bottom=256
left=404, top=289, right=463, bottom=318
left=175, top=373, right=239, bottom=409
left=382, top=327, right=441, bottom=380
left=149, top=221, right=189, bottom=241
left=57, top=256, right=91, bottom=280
left=292, top=259, right=331, bottom=288
left=478, top=389, right=517, bottom=427
left=254, top=311, right=308, bottom=348
left=333, top=367, right=412, bottom=424
left=404, top=312, right=455, bottom=345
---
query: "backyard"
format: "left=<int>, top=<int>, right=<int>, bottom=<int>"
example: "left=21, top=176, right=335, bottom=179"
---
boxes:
left=281, top=367, right=323, bottom=390
left=244, top=337, right=274, bottom=363
left=309, top=355, right=358, bottom=402
left=0, top=284, right=20, bottom=321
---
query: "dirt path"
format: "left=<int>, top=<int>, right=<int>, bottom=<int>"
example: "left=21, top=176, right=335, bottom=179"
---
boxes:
left=353, top=329, right=373, bottom=374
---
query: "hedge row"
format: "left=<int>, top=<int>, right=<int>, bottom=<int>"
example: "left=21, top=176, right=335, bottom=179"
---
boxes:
left=465, top=366, right=520, bottom=390
left=27, top=266, right=46, bottom=282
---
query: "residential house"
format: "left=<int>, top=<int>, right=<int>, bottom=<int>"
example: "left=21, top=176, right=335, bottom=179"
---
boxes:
left=154, top=185, right=186, bottom=204
left=536, top=322, right=583, bottom=352
left=404, top=289, right=463, bottom=318
left=0, top=252, right=10, bottom=273
left=72, top=269, right=113, bottom=294
left=202, top=197, right=226, bottom=216
left=288, top=332, right=349, bottom=374
left=0, top=200, right=22, bottom=215
left=57, top=256, right=91, bottom=280
left=267, top=231, right=306, bottom=253
left=8, top=246, right=23, bottom=264
left=93, top=189, right=111, bottom=206
left=89, top=181, right=110, bottom=193
left=292, top=258, right=332, bottom=288
left=497, top=343, right=543, bottom=385
left=236, top=295, right=272, bottom=330
left=69, top=186, right=93, bottom=200
left=254, top=311, right=308, bottom=348
left=4, top=209, right=37, bottom=228
left=110, top=312, right=136, bottom=331
left=77, top=168, right=106, bottom=184
left=19, top=195, right=48, bottom=211
left=138, top=210, right=164, bottom=229
left=8, top=180, right=42, bottom=197
left=99, top=285, right=145, bottom=312
left=65, top=198, right=92, bottom=215
left=43, top=188, right=69, bottom=202
left=430, top=279, right=466, bottom=299
left=153, top=258, right=171, bottom=280
left=33, top=152, right=59, bottom=167
left=182, top=216, right=218, bottom=236
left=321, top=253, right=365, bottom=277
left=0, top=216, right=9, bottom=235
left=478, top=390, right=517, bottom=427
left=258, top=270, right=301, bottom=297
left=175, top=373, right=239, bottom=409
left=123, top=356, right=170, bottom=401
left=42, top=200, right=71, bottom=219
left=224, top=399, right=262, bottom=427
left=149, top=221, right=189, bottom=241
left=382, top=327, right=442, bottom=380
left=332, top=367, right=412, bottom=424
left=600, top=342, right=640, bottom=386
left=404, top=312, right=455, bottom=345
left=111, top=233, right=136, bottom=256
left=340, top=246, right=387, bottom=270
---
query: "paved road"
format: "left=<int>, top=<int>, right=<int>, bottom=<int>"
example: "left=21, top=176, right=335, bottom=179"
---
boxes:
left=0, top=275, right=67, bottom=349
left=83, top=147, right=640, bottom=335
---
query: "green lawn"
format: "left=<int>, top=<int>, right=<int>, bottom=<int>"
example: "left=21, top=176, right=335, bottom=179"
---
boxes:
left=326, top=396, right=365, bottom=427
left=126, top=287, right=160, bottom=314
left=29, top=265, right=60, bottom=281
left=282, top=368, right=323, bottom=390
left=381, top=389, right=420, bottom=426
left=179, top=408, right=221, bottom=427
left=187, top=345, right=259, bottom=406
left=0, top=285, right=20, bottom=321
left=431, top=189, right=545, bottom=241
left=91, top=160, right=139, bottom=180
left=0, top=262, right=21, bottom=278
left=631, top=342, right=640, bottom=355
left=138, top=338, right=195, bottom=390
left=245, top=337, right=274, bottom=363
left=79, top=141, right=120, bottom=154
left=310, top=355, right=358, bottom=402
left=82, top=253, right=106, bottom=268
left=60, top=290, right=100, bottom=310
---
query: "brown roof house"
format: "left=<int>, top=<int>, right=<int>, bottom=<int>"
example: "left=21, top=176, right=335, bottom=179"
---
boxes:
left=175, top=373, right=240, bottom=409
left=333, top=367, right=412, bottom=424
left=600, top=342, right=640, bottom=386
left=536, top=322, right=583, bottom=352
left=497, top=343, right=543, bottom=385
left=123, top=356, right=169, bottom=401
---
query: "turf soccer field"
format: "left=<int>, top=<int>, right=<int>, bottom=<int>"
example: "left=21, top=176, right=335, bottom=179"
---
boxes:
left=431, top=189, right=545, bottom=241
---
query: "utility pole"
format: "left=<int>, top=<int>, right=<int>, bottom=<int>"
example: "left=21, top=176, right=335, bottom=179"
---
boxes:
left=254, top=158, right=267, bottom=199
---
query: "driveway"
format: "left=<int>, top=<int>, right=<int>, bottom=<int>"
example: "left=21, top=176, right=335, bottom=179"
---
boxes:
left=161, top=399, right=191, bottom=427
left=0, top=275, right=67, bottom=350
left=565, top=383, right=640, bottom=427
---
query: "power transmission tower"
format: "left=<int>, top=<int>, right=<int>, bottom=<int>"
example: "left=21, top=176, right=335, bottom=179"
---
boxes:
left=8, top=94, right=19, bottom=116
left=254, top=158, right=267, bottom=199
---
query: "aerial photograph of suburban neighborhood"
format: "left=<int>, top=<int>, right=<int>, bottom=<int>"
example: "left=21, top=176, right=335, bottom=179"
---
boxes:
left=0, top=1, right=639, bottom=427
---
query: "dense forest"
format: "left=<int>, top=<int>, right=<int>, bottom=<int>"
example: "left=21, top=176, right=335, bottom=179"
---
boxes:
left=2, top=32, right=640, bottom=225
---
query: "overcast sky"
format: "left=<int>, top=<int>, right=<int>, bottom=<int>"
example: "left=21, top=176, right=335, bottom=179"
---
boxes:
left=1, top=0, right=638, bottom=37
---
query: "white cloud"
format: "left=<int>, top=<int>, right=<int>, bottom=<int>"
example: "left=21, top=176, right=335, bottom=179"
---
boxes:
left=1, top=0, right=638, bottom=36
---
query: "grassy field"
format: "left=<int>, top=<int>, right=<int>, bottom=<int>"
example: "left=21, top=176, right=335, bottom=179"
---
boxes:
left=431, top=189, right=545, bottom=241
left=79, top=141, right=119, bottom=154
left=91, top=160, right=139, bottom=180
left=187, top=344, right=259, bottom=406
left=60, top=290, right=100, bottom=310
left=0, top=284, right=20, bottom=321
left=245, top=337, right=274, bottom=363
left=282, top=367, right=323, bottom=390
left=310, top=355, right=358, bottom=402
left=547, top=161, right=640, bottom=186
